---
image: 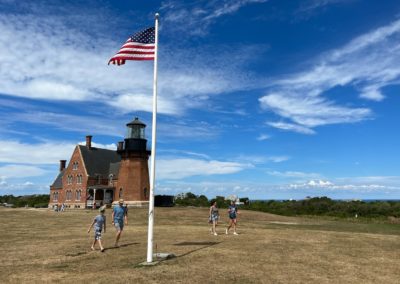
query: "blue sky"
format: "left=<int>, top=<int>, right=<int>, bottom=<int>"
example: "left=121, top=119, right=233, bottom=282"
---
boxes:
left=0, top=0, right=400, bottom=199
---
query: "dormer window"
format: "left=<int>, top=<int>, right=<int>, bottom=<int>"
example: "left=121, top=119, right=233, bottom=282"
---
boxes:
left=109, top=174, right=114, bottom=186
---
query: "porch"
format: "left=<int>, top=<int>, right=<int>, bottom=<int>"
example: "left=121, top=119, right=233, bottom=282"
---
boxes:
left=86, top=186, right=115, bottom=209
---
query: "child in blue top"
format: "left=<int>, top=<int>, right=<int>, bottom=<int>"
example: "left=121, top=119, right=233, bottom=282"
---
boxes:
left=226, top=200, right=239, bottom=235
left=112, top=199, right=128, bottom=247
left=88, top=206, right=106, bottom=252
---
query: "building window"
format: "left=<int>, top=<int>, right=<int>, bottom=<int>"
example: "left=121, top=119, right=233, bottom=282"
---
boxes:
left=72, top=162, right=79, bottom=170
left=53, top=192, right=58, bottom=202
left=77, top=175, right=82, bottom=184
left=109, top=174, right=114, bottom=186
left=66, top=190, right=72, bottom=201
left=119, top=188, right=123, bottom=198
left=76, top=190, right=81, bottom=201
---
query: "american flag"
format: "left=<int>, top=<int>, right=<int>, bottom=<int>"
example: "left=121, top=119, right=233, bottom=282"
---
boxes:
left=108, top=27, right=155, bottom=65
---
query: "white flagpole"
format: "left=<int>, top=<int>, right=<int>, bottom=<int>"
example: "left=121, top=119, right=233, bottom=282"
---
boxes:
left=147, top=12, right=159, bottom=263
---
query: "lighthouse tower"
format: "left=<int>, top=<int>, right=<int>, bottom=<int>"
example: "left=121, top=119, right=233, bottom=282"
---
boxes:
left=115, top=117, right=151, bottom=207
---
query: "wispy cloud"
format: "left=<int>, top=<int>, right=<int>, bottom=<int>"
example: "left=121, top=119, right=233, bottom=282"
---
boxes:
left=256, top=134, right=271, bottom=141
left=286, top=178, right=400, bottom=194
left=0, top=3, right=258, bottom=117
left=0, top=140, right=76, bottom=164
left=267, top=170, right=321, bottom=179
left=233, top=154, right=289, bottom=164
left=160, top=0, right=268, bottom=35
left=260, top=18, right=400, bottom=134
left=0, top=164, right=47, bottom=179
left=297, top=0, right=353, bottom=14
left=266, top=121, right=315, bottom=135
left=157, top=158, right=252, bottom=179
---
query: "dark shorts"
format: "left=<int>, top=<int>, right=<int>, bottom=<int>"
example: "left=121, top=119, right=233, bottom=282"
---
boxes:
left=229, top=214, right=237, bottom=220
left=114, top=220, right=124, bottom=231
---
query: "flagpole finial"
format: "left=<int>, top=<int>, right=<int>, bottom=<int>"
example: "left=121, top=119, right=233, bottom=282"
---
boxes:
left=155, top=13, right=159, bottom=19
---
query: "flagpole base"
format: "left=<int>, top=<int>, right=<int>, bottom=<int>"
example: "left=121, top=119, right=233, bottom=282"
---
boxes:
left=138, top=253, right=175, bottom=266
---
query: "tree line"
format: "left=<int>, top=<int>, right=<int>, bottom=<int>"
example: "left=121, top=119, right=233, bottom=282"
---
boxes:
left=175, top=193, right=400, bottom=218
left=2, top=193, right=400, bottom=218
left=0, top=194, right=49, bottom=208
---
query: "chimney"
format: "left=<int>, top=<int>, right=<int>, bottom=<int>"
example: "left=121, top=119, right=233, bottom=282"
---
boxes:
left=86, top=135, right=92, bottom=149
left=117, top=141, right=124, bottom=151
left=59, top=160, right=66, bottom=172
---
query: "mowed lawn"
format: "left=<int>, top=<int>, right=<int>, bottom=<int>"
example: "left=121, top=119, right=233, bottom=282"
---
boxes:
left=0, top=207, right=399, bottom=283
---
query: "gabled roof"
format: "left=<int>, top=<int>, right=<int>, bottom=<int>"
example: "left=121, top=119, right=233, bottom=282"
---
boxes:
left=51, top=169, right=65, bottom=189
left=109, top=162, right=121, bottom=176
left=78, top=145, right=121, bottom=177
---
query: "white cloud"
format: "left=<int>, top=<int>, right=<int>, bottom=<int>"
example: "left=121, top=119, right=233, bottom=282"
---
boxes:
left=286, top=179, right=398, bottom=193
left=297, top=0, right=352, bottom=14
left=157, top=158, right=251, bottom=179
left=78, top=141, right=117, bottom=151
left=0, top=179, right=49, bottom=195
left=266, top=121, right=315, bottom=135
left=108, top=93, right=180, bottom=115
left=257, top=134, right=271, bottom=141
left=260, top=94, right=371, bottom=128
left=233, top=154, right=289, bottom=164
left=0, top=164, right=47, bottom=178
left=0, top=140, right=75, bottom=164
left=267, top=171, right=321, bottom=179
left=4, top=112, right=124, bottom=137
left=0, top=5, right=259, bottom=116
left=260, top=18, right=400, bottom=133
left=161, top=0, right=268, bottom=35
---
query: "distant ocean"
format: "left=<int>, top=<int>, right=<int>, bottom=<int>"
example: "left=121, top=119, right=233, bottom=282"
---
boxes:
left=252, top=199, right=400, bottom=202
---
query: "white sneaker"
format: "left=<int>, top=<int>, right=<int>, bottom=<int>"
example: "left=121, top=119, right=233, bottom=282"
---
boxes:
left=233, top=232, right=238, bottom=235
left=225, top=229, right=228, bottom=235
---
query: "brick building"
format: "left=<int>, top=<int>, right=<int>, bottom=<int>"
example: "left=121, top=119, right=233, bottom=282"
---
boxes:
left=49, top=118, right=150, bottom=208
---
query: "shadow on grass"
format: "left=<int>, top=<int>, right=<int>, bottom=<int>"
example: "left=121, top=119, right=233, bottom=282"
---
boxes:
left=173, top=241, right=221, bottom=258
left=104, top=242, right=140, bottom=251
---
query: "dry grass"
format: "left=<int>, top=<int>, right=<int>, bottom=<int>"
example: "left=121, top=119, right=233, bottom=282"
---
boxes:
left=0, top=207, right=399, bottom=283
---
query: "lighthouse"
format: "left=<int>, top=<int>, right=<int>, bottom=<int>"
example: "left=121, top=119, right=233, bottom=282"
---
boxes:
left=115, top=117, right=151, bottom=207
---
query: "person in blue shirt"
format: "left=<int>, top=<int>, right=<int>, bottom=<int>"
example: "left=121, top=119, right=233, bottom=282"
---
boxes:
left=112, top=199, right=128, bottom=247
left=87, top=206, right=106, bottom=252
left=226, top=200, right=239, bottom=235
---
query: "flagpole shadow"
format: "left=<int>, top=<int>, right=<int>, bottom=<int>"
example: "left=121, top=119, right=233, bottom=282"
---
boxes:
left=173, top=241, right=221, bottom=258
left=104, top=242, right=140, bottom=251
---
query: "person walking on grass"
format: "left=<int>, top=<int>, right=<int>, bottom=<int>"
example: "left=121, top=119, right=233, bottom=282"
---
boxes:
left=209, top=201, right=219, bottom=236
left=112, top=199, right=128, bottom=247
left=226, top=200, right=239, bottom=235
left=87, top=206, right=106, bottom=252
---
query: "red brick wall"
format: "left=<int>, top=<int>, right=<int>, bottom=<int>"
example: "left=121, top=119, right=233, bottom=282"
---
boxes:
left=59, top=146, right=88, bottom=206
left=115, top=152, right=150, bottom=202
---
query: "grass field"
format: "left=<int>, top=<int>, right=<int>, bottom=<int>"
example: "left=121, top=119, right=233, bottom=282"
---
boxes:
left=0, top=207, right=399, bottom=283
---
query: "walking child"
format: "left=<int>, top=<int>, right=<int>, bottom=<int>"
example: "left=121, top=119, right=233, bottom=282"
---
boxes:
left=112, top=199, right=128, bottom=247
left=88, top=206, right=107, bottom=252
left=226, top=200, right=239, bottom=235
left=209, top=201, right=219, bottom=235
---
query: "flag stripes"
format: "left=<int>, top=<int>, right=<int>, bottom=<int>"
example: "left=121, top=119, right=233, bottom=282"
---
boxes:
left=108, top=27, right=155, bottom=65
